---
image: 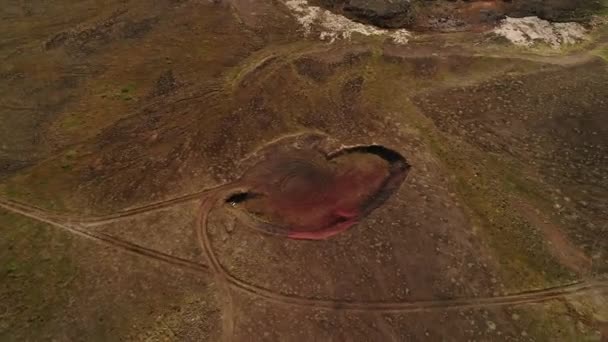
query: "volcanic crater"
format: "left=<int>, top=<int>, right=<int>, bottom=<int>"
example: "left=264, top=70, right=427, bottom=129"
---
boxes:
left=225, top=142, right=410, bottom=239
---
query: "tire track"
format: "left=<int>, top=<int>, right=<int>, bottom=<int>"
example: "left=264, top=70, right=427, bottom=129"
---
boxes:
left=196, top=195, right=237, bottom=342
left=197, top=190, right=608, bottom=313
left=0, top=198, right=209, bottom=274
left=2, top=191, right=608, bottom=314
left=0, top=186, right=218, bottom=226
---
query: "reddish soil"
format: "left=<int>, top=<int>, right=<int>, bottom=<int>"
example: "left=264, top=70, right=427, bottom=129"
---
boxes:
left=229, top=144, right=409, bottom=239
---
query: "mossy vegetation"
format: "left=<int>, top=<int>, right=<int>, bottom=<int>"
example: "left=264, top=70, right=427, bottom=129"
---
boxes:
left=0, top=211, right=76, bottom=340
left=0, top=209, right=224, bottom=340
left=593, top=45, right=608, bottom=61
left=513, top=300, right=606, bottom=341
left=422, top=126, right=574, bottom=289
left=0, top=148, right=80, bottom=212
left=349, top=53, right=577, bottom=289
left=599, top=0, right=608, bottom=16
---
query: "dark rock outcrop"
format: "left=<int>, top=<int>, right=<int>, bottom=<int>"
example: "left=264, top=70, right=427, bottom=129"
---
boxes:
left=314, top=0, right=414, bottom=28
left=343, top=0, right=414, bottom=28
left=312, top=0, right=603, bottom=30
left=509, top=0, right=602, bottom=22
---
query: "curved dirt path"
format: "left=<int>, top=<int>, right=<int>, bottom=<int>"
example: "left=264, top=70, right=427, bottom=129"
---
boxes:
left=1, top=193, right=607, bottom=314
left=195, top=190, right=608, bottom=313
left=0, top=197, right=209, bottom=273
left=0, top=189, right=214, bottom=226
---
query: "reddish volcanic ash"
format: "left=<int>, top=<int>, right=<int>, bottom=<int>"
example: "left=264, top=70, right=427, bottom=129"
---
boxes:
left=229, top=145, right=409, bottom=240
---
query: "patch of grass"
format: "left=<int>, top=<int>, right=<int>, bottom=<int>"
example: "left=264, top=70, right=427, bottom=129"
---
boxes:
left=5, top=261, right=18, bottom=274
left=428, top=132, right=574, bottom=289
left=97, top=83, right=138, bottom=101
left=118, top=83, right=136, bottom=101
left=114, top=83, right=135, bottom=101
left=355, top=53, right=574, bottom=289
left=0, top=164, right=68, bottom=212
left=0, top=211, right=76, bottom=340
left=225, top=40, right=319, bottom=91
left=512, top=300, right=604, bottom=341
left=364, top=67, right=570, bottom=287
left=593, top=46, right=608, bottom=62
left=58, top=149, right=79, bottom=171
left=60, top=114, right=85, bottom=130
left=64, top=149, right=77, bottom=159
left=2, top=185, right=20, bottom=198
left=120, top=84, right=134, bottom=93
left=599, top=0, right=608, bottom=16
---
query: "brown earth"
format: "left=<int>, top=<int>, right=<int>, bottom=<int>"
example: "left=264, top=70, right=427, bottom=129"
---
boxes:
left=1, top=0, right=608, bottom=341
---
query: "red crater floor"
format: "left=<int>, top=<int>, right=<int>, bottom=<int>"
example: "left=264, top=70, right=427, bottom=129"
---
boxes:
left=227, top=145, right=410, bottom=239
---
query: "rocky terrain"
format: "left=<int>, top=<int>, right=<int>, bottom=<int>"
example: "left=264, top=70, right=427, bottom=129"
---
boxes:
left=312, top=0, right=603, bottom=30
left=1, top=0, right=607, bottom=340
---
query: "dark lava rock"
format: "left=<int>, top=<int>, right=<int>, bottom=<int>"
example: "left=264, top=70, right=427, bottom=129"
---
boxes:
left=509, top=0, right=602, bottom=22
left=344, top=0, right=414, bottom=28
left=316, top=0, right=414, bottom=28
left=313, top=0, right=602, bottom=30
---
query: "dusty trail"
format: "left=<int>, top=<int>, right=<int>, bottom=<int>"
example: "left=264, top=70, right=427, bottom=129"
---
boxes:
left=195, top=189, right=608, bottom=313
left=1, top=191, right=607, bottom=314
left=197, top=193, right=237, bottom=342
left=0, top=188, right=213, bottom=226
left=0, top=197, right=209, bottom=273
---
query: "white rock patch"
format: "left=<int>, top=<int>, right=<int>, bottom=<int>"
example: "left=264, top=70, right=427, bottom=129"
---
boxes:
left=285, top=0, right=411, bottom=44
left=493, top=16, right=588, bottom=48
